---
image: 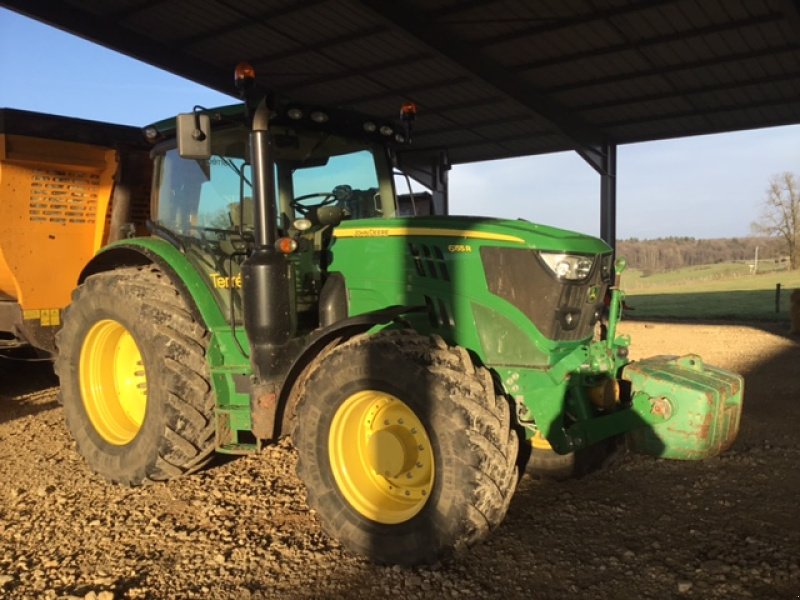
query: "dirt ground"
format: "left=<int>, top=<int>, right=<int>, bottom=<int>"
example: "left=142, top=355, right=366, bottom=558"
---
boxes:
left=0, top=321, right=798, bottom=599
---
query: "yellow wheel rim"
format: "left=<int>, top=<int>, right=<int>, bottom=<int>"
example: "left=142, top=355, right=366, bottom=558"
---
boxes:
left=329, top=390, right=434, bottom=524
left=79, top=319, right=147, bottom=445
left=531, top=430, right=553, bottom=451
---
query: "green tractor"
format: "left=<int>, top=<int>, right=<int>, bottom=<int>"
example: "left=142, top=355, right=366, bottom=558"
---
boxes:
left=55, top=67, right=743, bottom=566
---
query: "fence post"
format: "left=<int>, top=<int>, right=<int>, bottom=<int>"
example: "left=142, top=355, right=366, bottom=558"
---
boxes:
left=776, top=283, right=781, bottom=313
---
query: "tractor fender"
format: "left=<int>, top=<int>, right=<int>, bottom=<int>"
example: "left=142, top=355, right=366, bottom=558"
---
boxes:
left=78, top=239, right=229, bottom=331
left=275, top=304, right=425, bottom=438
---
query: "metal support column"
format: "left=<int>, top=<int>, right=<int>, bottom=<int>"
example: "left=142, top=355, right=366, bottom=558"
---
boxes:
left=599, top=142, right=617, bottom=251
left=432, top=151, right=450, bottom=216
left=578, top=140, right=618, bottom=252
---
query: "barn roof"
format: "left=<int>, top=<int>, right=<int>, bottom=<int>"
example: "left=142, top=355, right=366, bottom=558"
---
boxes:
left=4, top=0, right=799, bottom=165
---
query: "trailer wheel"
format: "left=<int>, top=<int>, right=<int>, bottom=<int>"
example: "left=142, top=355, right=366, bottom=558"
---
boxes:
left=55, top=266, right=215, bottom=485
left=294, top=330, right=518, bottom=565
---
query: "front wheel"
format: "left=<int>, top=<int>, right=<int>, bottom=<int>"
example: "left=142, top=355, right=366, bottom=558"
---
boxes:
left=294, top=330, right=518, bottom=565
left=55, top=266, right=215, bottom=485
left=525, top=431, right=622, bottom=480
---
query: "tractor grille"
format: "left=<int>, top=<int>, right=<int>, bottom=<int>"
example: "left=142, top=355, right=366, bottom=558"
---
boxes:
left=480, top=247, right=609, bottom=341
left=407, top=243, right=453, bottom=329
left=408, top=242, right=450, bottom=281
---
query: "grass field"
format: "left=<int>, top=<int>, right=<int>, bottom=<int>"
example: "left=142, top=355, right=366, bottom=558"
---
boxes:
left=620, top=262, right=800, bottom=321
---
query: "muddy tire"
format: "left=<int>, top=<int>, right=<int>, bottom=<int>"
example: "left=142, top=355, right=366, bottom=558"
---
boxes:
left=293, top=329, right=518, bottom=566
left=55, top=266, right=215, bottom=485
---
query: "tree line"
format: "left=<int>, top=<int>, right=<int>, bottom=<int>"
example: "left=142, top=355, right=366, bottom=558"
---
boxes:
left=617, top=237, right=785, bottom=274
left=620, top=171, right=800, bottom=274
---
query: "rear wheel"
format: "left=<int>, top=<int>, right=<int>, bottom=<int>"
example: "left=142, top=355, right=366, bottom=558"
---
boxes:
left=294, top=330, right=518, bottom=565
left=55, top=266, right=215, bottom=485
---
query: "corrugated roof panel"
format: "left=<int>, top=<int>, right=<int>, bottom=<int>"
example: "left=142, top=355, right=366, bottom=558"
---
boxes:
left=524, top=20, right=620, bottom=60
left=122, top=0, right=241, bottom=43
left=317, top=32, right=428, bottom=69
left=407, top=0, right=451, bottom=11
left=185, top=25, right=302, bottom=68
left=228, top=0, right=300, bottom=15
left=470, top=118, right=548, bottom=139
left=444, top=0, right=555, bottom=44
left=774, top=49, right=800, bottom=71
left=572, top=49, right=651, bottom=78
left=685, top=0, right=721, bottom=27
left=703, top=30, right=738, bottom=57
left=272, top=0, right=382, bottom=36
left=412, top=129, right=488, bottom=148
left=718, top=0, right=757, bottom=21
left=290, top=74, right=391, bottom=104
left=774, top=13, right=800, bottom=41
left=67, top=0, right=136, bottom=16
left=445, top=106, right=550, bottom=130
left=749, top=21, right=787, bottom=48
left=648, top=3, right=694, bottom=34
left=585, top=95, right=695, bottom=125
left=524, top=52, right=638, bottom=90
left=614, top=7, right=664, bottom=39
left=493, top=136, right=565, bottom=157
left=586, top=101, right=666, bottom=127
left=394, top=80, right=500, bottom=109
left=366, top=59, right=469, bottom=93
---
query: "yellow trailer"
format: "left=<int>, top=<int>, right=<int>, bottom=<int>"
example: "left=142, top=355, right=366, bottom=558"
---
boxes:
left=0, top=108, right=151, bottom=354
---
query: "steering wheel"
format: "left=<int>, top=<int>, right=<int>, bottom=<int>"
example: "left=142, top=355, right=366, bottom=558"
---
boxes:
left=290, top=192, right=338, bottom=216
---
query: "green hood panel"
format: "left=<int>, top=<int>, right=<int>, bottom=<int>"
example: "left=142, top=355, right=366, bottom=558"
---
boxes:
left=333, top=216, right=611, bottom=254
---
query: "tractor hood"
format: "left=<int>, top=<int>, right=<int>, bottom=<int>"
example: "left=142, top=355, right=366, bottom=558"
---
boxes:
left=333, top=216, right=612, bottom=255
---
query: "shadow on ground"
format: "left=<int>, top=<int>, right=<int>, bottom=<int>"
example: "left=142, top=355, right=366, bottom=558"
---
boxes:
left=0, top=354, right=59, bottom=425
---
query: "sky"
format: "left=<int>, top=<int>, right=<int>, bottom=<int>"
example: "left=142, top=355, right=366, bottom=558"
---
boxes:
left=1, top=7, right=797, bottom=240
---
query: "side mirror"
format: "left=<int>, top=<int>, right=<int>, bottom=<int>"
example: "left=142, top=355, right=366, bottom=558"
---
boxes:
left=176, top=112, right=211, bottom=159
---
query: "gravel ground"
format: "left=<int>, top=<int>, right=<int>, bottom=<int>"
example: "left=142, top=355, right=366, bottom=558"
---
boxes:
left=0, top=320, right=798, bottom=599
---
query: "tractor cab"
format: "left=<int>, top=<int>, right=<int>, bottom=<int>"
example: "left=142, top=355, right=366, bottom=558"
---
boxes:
left=144, top=103, right=411, bottom=327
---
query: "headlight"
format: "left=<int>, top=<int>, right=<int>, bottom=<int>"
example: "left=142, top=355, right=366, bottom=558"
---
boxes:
left=539, top=252, right=595, bottom=281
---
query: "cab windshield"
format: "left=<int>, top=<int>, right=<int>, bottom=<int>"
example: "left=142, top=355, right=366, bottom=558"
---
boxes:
left=152, top=125, right=393, bottom=239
